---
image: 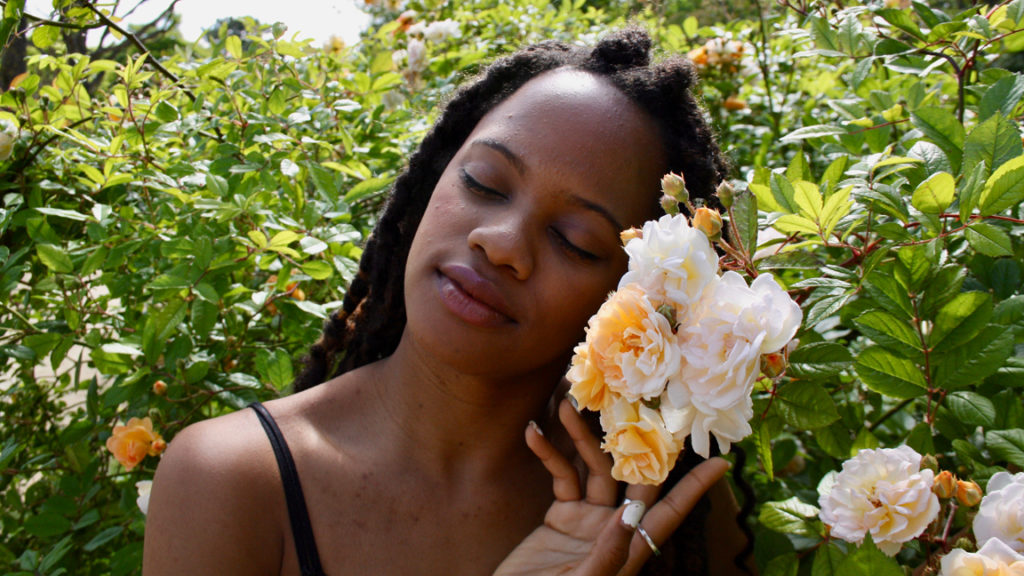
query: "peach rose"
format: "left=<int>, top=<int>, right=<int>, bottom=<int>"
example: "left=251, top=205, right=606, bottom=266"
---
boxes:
left=600, top=399, right=681, bottom=485
left=940, top=538, right=1024, bottom=576
left=106, top=417, right=164, bottom=471
left=567, top=283, right=679, bottom=409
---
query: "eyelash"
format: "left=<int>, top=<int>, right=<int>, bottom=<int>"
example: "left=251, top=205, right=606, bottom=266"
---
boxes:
left=459, top=168, right=599, bottom=262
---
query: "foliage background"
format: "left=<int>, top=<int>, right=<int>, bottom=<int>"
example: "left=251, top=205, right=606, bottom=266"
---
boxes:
left=1, top=0, right=1022, bottom=574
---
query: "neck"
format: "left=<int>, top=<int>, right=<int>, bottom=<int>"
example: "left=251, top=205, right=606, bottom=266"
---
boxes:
left=363, top=329, right=563, bottom=480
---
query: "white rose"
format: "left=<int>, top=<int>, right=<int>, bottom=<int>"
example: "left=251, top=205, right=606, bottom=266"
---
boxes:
left=136, top=480, right=153, bottom=515
left=619, top=213, right=719, bottom=322
left=406, top=21, right=426, bottom=37
left=940, top=538, right=1024, bottom=576
left=406, top=38, right=427, bottom=72
left=974, top=471, right=1024, bottom=553
left=818, top=446, right=940, bottom=556
left=423, top=19, right=460, bottom=43
left=748, top=273, right=802, bottom=354
left=0, top=119, right=18, bottom=162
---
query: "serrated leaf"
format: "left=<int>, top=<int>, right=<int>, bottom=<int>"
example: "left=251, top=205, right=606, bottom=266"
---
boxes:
left=269, top=230, right=300, bottom=247
left=855, top=346, right=927, bottom=398
left=911, top=108, right=964, bottom=171
left=775, top=381, right=840, bottom=429
left=945, top=391, right=996, bottom=427
left=759, top=497, right=820, bottom=537
left=769, top=173, right=800, bottom=214
left=225, top=35, right=243, bottom=59
left=83, top=526, right=123, bottom=552
left=979, top=155, right=1024, bottom=216
left=813, top=543, right=847, bottom=576
left=855, top=310, right=921, bottom=352
left=964, top=114, right=1022, bottom=177
left=787, top=342, right=853, bottom=379
left=930, top=291, right=991, bottom=352
left=934, top=325, right=1014, bottom=389
left=911, top=172, right=955, bottom=214
left=959, top=161, right=988, bottom=221
left=986, top=429, right=1024, bottom=468
left=729, top=189, right=758, bottom=257
left=966, top=221, right=1013, bottom=257
left=816, top=422, right=855, bottom=459
left=344, top=176, right=394, bottom=204
left=25, top=512, right=71, bottom=538
left=774, top=214, right=818, bottom=235
left=979, top=75, right=1024, bottom=121
left=863, top=273, right=914, bottom=319
left=877, top=8, right=925, bottom=38
left=836, top=536, right=904, bottom=576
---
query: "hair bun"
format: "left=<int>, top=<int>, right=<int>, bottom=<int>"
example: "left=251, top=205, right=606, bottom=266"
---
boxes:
left=591, top=27, right=651, bottom=71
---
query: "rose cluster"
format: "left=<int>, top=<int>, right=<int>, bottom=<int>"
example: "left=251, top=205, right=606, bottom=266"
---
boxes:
left=818, top=445, right=1024, bottom=574
left=567, top=211, right=801, bottom=485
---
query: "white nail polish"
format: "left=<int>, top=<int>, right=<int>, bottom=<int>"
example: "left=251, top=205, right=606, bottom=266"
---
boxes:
left=529, top=420, right=544, bottom=437
left=621, top=500, right=646, bottom=529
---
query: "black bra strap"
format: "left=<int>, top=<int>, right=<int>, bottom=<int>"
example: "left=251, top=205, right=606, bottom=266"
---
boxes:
left=249, top=402, right=325, bottom=576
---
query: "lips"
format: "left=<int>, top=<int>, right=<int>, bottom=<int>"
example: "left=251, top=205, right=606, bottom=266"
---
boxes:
left=437, top=263, right=517, bottom=326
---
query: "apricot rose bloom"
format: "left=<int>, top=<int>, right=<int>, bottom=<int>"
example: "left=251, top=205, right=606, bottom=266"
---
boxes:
left=106, top=417, right=164, bottom=470
left=940, top=538, right=1024, bottom=576
left=818, top=446, right=940, bottom=556
left=600, top=399, right=681, bottom=485
left=567, top=283, right=680, bottom=409
left=619, top=213, right=719, bottom=322
left=662, top=272, right=801, bottom=457
left=974, top=472, right=1024, bottom=553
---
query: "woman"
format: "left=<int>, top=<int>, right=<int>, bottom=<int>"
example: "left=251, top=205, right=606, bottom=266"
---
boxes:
left=143, top=27, right=747, bottom=575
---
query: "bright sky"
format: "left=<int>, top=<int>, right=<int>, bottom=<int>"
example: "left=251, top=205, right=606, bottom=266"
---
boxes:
left=25, top=0, right=372, bottom=46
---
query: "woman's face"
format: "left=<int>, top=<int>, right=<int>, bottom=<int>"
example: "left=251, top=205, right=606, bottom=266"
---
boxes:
left=404, top=69, right=667, bottom=378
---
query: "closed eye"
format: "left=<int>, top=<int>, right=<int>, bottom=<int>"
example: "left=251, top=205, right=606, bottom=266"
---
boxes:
left=460, top=168, right=505, bottom=199
left=551, top=228, right=599, bottom=262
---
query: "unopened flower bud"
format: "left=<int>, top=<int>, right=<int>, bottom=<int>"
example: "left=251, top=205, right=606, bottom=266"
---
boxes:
left=656, top=304, right=678, bottom=331
left=152, top=380, right=168, bottom=396
left=952, top=537, right=976, bottom=553
left=619, top=227, right=642, bottom=246
left=920, top=454, right=939, bottom=474
left=692, top=207, right=723, bottom=242
left=933, top=470, right=956, bottom=498
left=660, top=172, right=688, bottom=204
left=716, top=180, right=735, bottom=209
left=956, top=480, right=983, bottom=507
left=292, top=288, right=306, bottom=301
left=149, top=438, right=167, bottom=456
left=660, top=194, right=680, bottom=216
left=760, top=351, right=787, bottom=378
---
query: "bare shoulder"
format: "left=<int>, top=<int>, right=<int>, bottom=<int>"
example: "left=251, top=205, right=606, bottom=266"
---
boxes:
left=142, top=406, right=285, bottom=576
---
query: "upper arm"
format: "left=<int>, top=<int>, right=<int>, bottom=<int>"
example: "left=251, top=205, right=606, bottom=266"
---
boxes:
left=142, top=412, right=284, bottom=576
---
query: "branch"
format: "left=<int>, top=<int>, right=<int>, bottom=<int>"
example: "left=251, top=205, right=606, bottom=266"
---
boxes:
left=0, top=0, right=105, bottom=30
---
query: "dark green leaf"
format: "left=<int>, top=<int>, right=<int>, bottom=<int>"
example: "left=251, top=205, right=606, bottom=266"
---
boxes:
left=934, top=325, right=1014, bottom=389
left=83, top=526, right=123, bottom=552
left=24, top=512, right=71, bottom=538
left=758, top=497, right=820, bottom=536
left=945, top=391, right=997, bottom=427
left=930, top=292, right=992, bottom=353
left=762, top=553, right=799, bottom=576
left=836, top=536, right=904, bottom=576
left=877, top=8, right=925, bottom=38
left=911, top=108, right=964, bottom=171
left=979, top=75, right=1024, bottom=120
left=986, top=429, right=1024, bottom=468
left=729, top=189, right=758, bottom=259
left=966, top=222, right=1013, bottom=257
left=36, top=244, right=74, bottom=274
left=787, top=342, right=853, bottom=379
left=863, top=273, right=914, bottom=319
left=959, top=161, right=989, bottom=221
left=816, top=422, right=855, bottom=459
left=905, top=421, right=936, bottom=456
left=813, top=543, right=847, bottom=576
left=775, top=381, right=840, bottom=429
left=855, top=346, right=927, bottom=398
left=855, top=310, right=921, bottom=353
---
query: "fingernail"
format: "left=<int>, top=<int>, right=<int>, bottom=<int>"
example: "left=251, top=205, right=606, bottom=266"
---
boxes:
left=621, top=499, right=646, bottom=529
left=566, top=393, right=580, bottom=412
left=529, top=420, right=544, bottom=437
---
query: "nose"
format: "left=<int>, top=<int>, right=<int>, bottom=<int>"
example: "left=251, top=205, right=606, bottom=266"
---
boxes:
left=467, top=214, right=534, bottom=280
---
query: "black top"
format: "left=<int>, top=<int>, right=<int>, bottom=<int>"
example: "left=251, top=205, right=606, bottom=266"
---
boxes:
left=249, top=402, right=327, bottom=576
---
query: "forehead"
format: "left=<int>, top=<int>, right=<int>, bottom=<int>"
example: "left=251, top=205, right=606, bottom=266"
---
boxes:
left=463, top=69, right=667, bottom=225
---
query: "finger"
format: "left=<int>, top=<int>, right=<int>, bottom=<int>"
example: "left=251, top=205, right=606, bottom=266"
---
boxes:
left=525, top=420, right=581, bottom=502
left=559, top=399, right=617, bottom=506
left=574, top=499, right=646, bottom=576
left=621, top=458, right=730, bottom=574
left=623, top=483, right=661, bottom=511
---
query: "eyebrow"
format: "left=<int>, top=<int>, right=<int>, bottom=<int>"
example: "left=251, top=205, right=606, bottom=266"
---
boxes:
left=470, top=138, right=625, bottom=233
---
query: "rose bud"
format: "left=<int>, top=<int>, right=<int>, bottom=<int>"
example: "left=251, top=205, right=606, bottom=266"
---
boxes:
left=760, top=351, right=787, bottom=378
left=149, top=438, right=167, bottom=456
left=693, top=207, right=723, bottom=242
left=292, top=288, right=307, bottom=301
left=152, top=380, right=168, bottom=396
left=933, top=470, right=956, bottom=499
left=952, top=537, right=976, bottom=553
left=619, top=227, right=642, bottom=246
left=660, top=194, right=680, bottom=216
left=716, top=180, right=735, bottom=209
left=660, top=172, right=688, bottom=204
left=955, top=480, right=983, bottom=507
left=921, top=453, right=939, bottom=473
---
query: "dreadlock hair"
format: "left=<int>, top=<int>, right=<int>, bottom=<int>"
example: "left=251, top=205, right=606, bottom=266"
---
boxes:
left=295, top=26, right=728, bottom=392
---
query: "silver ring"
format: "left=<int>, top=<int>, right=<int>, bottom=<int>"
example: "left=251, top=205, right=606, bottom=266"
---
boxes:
left=637, top=525, right=660, bottom=556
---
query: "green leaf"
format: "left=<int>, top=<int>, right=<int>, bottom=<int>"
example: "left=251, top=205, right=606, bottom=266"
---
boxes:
left=759, top=497, right=820, bottom=537
left=813, top=543, right=847, bottom=576
left=979, top=155, right=1024, bottom=216
left=31, top=25, right=60, bottom=49
left=142, top=299, right=187, bottom=361
left=301, top=260, right=333, bottom=280
left=986, top=429, right=1024, bottom=468
left=836, top=536, right=904, bottom=576
left=344, top=176, right=394, bottom=204
left=775, top=381, right=840, bottom=429
left=781, top=124, right=846, bottom=143
left=269, top=230, right=301, bottom=247
left=763, top=553, right=799, bottom=576
left=855, top=310, right=921, bottom=353
left=787, top=342, right=853, bottom=379
left=966, top=222, right=1013, bottom=257
left=877, top=8, right=925, bottom=38
left=934, top=325, right=1014, bottom=389
left=911, top=171, right=955, bottom=214
left=855, top=346, right=927, bottom=398
left=152, top=100, right=179, bottom=123
left=929, top=291, right=991, bottom=353
left=83, top=526, right=123, bottom=552
left=729, top=189, right=758, bottom=257
left=191, top=299, right=219, bottom=340
left=36, top=244, right=74, bottom=274
left=225, top=35, right=243, bottom=59
left=911, top=108, right=964, bottom=171
left=862, top=273, right=914, bottom=319
left=25, top=512, right=71, bottom=538
left=964, top=114, right=1023, bottom=177
left=264, top=349, right=293, bottom=390
left=959, top=161, right=989, bottom=221
left=945, top=391, right=996, bottom=427
left=979, top=75, right=1024, bottom=120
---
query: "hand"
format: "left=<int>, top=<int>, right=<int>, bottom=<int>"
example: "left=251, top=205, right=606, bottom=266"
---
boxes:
left=493, top=398, right=730, bottom=576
